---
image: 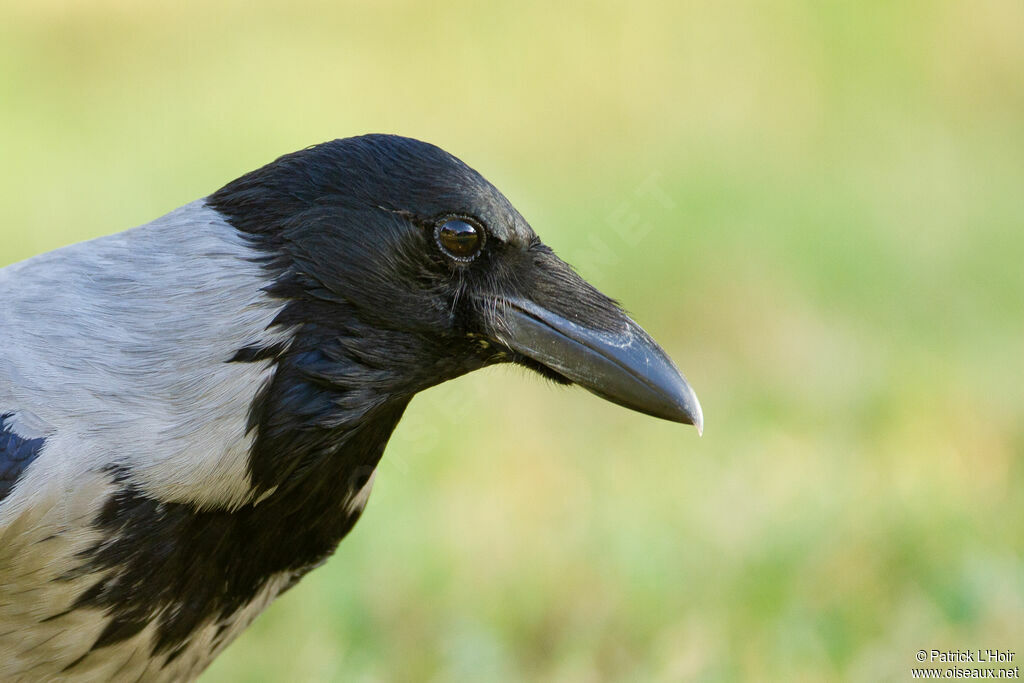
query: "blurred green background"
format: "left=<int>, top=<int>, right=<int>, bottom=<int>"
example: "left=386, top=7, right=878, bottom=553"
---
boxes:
left=2, top=1, right=1022, bottom=680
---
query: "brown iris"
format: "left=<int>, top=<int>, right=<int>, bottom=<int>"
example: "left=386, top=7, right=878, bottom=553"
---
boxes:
left=435, top=218, right=483, bottom=261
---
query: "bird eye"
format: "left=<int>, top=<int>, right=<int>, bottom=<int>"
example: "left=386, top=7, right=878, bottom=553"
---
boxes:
left=435, top=219, right=483, bottom=261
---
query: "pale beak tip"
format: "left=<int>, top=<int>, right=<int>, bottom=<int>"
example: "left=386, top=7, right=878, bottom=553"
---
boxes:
left=668, top=378, right=703, bottom=435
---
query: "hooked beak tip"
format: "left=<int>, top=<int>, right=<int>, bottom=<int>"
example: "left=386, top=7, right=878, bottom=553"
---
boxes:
left=663, top=374, right=704, bottom=435
left=687, top=397, right=704, bottom=437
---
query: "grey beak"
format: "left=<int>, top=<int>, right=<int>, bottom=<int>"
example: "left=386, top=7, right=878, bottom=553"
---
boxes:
left=494, top=297, right=703, bottom=433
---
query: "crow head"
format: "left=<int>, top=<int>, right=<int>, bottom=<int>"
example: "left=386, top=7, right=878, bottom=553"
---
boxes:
left=0, top=134, right=704, bottom=674
left=210, top=134, right=701, bottom=489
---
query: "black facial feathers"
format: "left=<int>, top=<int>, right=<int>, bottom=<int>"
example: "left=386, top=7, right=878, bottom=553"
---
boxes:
left=209, top=135, right=542, bottom=493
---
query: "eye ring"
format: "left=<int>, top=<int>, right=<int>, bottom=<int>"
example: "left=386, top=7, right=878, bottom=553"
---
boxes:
left=434, top=217, right=485, bottom=262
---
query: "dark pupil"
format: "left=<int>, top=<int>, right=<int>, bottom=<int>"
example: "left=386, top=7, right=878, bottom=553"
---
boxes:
left=439, top=220, right=480, bottom=257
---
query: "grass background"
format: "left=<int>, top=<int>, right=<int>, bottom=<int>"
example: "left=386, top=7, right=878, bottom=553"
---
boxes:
left=2, top=1, right=1022, bottom=680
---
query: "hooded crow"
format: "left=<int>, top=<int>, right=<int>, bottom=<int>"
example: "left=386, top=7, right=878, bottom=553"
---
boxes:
left=0, top=134, right=701, bottom=680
